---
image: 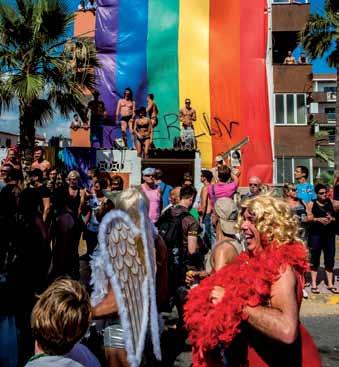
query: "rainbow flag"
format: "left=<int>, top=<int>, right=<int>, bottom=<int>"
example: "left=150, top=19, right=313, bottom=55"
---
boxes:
left=95, top=0, right=273, bottom=183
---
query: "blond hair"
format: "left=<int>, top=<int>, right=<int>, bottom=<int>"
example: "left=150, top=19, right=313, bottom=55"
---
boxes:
left=114, top=187, right=149, bottom=226
left=31, top=278, right=90, bottom=355
left=238, top=195, right=301, bottom=246
left=67, top=170, right=80, bottom=180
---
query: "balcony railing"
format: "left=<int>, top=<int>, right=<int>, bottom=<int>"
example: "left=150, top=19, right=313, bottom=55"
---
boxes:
left=311, top=113, right=337, bottom=124
left=272, top=2, right=310, bottom=32
left=274, top=64, right=312, bottom=93
left=311, top=91, right=337, bottom=103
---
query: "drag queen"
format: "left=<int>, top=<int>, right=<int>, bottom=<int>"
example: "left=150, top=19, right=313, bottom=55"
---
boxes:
left=185, top=195, right=321, bottom=367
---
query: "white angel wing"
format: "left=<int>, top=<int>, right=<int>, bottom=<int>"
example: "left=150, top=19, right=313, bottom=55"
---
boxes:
left=95, top=210, right=149, bottom=367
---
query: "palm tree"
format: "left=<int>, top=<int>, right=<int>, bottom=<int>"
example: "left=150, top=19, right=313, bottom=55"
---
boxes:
left=300, top=0, right=338, bottom=172
left=0, top=0, right=98, bottom=169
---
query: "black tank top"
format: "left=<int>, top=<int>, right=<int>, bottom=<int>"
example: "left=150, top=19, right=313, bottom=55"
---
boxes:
left=310, top=199, right=335, bottom=234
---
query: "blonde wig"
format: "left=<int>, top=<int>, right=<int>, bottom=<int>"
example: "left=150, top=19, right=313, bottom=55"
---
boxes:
left=114, top=186, right=149, bottom=226
left=238, top=194, right=301, bottom=246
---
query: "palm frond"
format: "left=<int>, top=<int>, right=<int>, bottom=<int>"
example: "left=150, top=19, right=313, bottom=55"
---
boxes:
left=299, top=14, right=336, bottom=60
left=10, top=73, right=45, bottom=103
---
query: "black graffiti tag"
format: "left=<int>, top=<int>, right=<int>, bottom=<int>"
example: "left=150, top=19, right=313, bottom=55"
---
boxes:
left=153, top=112, right=239, bottom=142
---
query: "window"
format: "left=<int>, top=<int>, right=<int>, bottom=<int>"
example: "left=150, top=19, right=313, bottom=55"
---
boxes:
left=275, top=157, right=312, bottom=184
left=274, top=94, right=307, bottom=124
left=323, top=86, right=336, bottom=93
left=324, top=107, right=336, bottom=122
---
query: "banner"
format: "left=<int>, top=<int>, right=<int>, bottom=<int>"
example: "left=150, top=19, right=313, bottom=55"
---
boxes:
left=95, top=0, right=273, bottom=183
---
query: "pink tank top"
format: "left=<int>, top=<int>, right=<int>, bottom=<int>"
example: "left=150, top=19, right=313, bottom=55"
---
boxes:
left=208, top=182, right=238, bottom=205
left=142, top=184, right=161, bottom=223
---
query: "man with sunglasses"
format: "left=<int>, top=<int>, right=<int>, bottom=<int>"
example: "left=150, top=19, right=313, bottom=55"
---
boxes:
left=308, top=184, right=337, bottom=294
left=141, top=167, right=161, bottom=223
left=242, top=176, right=262, bottom=200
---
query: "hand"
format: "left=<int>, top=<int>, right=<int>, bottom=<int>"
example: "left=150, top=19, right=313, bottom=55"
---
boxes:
left=210, top=286, right=225, bottom=305
left=186, top=270, right=197, bottom=285
left=317, top=217, right=330, bottom=225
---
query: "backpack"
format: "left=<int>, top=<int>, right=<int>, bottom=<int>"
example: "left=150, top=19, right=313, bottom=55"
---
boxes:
left=156, top=208, right=190, bottom=291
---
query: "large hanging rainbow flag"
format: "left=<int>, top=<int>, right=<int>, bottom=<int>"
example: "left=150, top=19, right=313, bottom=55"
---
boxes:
left=95, top=0, right=273, bottom=183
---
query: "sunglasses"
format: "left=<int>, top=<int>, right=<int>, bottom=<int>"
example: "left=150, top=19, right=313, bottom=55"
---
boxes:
left=249, top=183, right=258, bottom=187
left=144, top=174, right=154, bottom=177
left=290, top=188, right=297, bottom=192
left=318, top=191, right=327, bottom=195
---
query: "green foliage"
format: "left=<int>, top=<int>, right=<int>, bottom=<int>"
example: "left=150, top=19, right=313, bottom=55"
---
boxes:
left=0, top=0, right=98, bottom=152
left=299, top=0, right=338, bottom=66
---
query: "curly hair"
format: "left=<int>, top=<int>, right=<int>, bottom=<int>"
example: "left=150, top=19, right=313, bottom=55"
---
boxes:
left=238, top=194, right=301, bottom=246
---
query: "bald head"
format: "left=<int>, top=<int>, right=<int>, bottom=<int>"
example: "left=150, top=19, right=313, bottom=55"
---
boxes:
left=248, top=176, right=262, bottom=195
left=170, top=186, right=181, bottom=205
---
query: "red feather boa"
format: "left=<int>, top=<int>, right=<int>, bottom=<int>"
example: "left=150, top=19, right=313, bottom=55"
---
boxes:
left=184, top=242, right=308, bottom=367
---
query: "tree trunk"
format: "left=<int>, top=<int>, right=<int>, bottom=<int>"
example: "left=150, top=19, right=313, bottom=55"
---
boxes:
left=335, top=57, right=339, bottom=175
left=19, top=103, right=36, bottom=174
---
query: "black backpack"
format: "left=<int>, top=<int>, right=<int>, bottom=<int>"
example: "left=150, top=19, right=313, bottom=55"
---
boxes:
left=156, top=208, right=190, bottom=290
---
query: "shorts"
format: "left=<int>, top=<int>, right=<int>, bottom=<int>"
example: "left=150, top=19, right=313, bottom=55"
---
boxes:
left=120, top=115, right=133, bottom=123
left=103, top=318, right=125, bottom=349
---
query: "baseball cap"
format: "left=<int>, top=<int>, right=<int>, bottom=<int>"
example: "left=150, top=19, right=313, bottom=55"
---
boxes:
left=214, top=198, right=237, bottom=235
left=142, top=167, right=156, bottom=176
left=185, top=98, right=191, bottom=103
left=215, top=155, right=224, bottom=162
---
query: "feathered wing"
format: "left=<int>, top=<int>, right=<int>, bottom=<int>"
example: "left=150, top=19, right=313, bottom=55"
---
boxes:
left=91, top=210, right=149, bottom=367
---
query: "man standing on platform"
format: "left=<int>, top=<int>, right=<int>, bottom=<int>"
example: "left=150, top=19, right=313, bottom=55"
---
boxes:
left=86, top=91, right=106, bottom=148
left=179, top=98, right=196, bottom=129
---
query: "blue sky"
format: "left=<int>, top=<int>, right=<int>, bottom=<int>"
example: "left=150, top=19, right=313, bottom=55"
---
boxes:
left=0, top=0, right=336, bottom=138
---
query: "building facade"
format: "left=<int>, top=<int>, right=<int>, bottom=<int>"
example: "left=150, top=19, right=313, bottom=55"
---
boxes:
left=271, top=0, right=315, bottom=184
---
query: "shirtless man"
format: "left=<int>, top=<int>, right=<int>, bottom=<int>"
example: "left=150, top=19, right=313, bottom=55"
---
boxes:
left=116, top=87, right=136, bottom=148
left=31, top=147, right=51, bottom=176
left=146, top=93, right=159, bottom=127
left=179, top=98, right=196, bottom=129
left=283, top=50, right=296, bottom=65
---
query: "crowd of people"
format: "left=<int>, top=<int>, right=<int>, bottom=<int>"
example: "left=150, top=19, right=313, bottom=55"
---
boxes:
left=0, top=145, right=338, bottom=367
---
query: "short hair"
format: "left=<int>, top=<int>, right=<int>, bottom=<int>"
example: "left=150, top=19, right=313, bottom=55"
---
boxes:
left=96, top=178, right=108, bottom=190
left=183, top=172, right=193, bottom=182
left=34, top=146, right=43, bottom=153
left=148, top=93, right=154, bottom=100
left=201, top=170, right=213, bottom=183
left=155, top=168, right=163, bottom=180
left=31, top=278, right=90, bottom=356
left=314, top=183, right=327, bottom=194
left=238, top=195, right=301, bottom=246
left=218, top=165, right=231, bottom=183
left=111, top=174, right=124, bottom=190
left=180, top=185, right=196, bottom=200
left=296, top=165, right=309, bottom=179
left=67, top=170, right=80, bottom=180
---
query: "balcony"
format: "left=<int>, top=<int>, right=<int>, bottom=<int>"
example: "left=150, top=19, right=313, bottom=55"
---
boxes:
left=311, top=113, right=337, bottom=124
left=274, top=125, right=315, bottom=157
left=272, top=3, right=310, bottom=32
left=274, top=64, right=312, bottom=93
left=311, top=91, right=337, bottom=103
left=74, top=10, right=96, bottom=38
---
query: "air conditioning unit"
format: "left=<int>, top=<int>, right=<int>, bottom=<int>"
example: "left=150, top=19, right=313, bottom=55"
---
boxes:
left=327, top=92, right=336, bottom=102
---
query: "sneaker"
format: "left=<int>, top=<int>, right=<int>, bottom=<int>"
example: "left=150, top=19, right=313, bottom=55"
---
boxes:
left=302, top=289, right=309, bottom=299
